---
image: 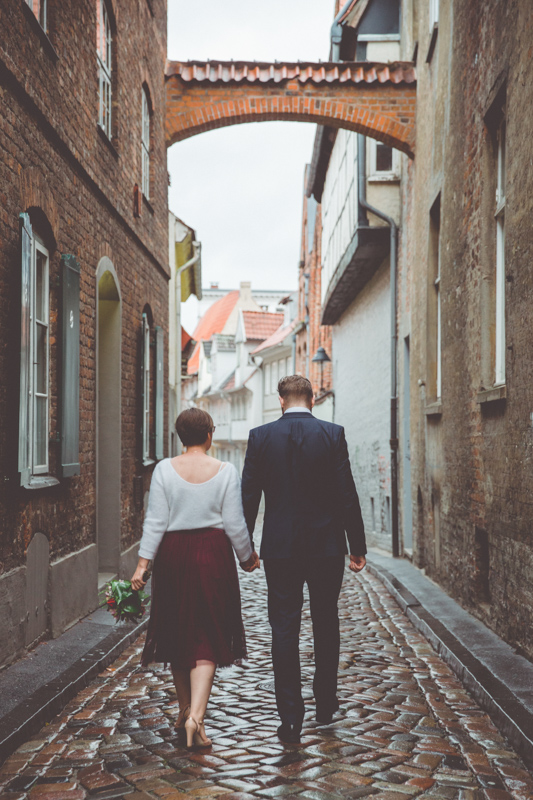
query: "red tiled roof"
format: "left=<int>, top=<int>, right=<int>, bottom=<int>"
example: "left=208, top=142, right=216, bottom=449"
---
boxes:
left=221, top=371, right=236, bottom=391
left=251, top=319, right=296, bottom=354
left=187, top=290, right=239, bottom=375
left=167, top=60, right=416, bottom=87
left=242, top=310, right=284, bottom=341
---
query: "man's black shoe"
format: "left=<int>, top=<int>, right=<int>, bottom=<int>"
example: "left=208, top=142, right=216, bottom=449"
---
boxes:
left=277, top=723, right=301, bottom=744
left=316, top=700, right=340, bottom=724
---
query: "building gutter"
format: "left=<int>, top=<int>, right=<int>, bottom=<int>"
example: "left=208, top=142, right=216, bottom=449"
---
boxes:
left=331, top=0, right=357, bottom=60
left=174, top=241, right=201, bottom=450
left=357, top=133, right=399, bottom=558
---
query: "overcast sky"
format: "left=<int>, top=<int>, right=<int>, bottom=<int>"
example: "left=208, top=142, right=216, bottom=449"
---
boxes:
left=167, top=0, right=335, bottom=333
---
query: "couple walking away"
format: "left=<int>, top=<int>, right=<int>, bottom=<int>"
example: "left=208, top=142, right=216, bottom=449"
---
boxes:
left=131, top=374, right=367, bottom=747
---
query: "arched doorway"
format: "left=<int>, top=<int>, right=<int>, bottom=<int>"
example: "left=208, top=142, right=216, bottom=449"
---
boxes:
left=96, top=259, right=121, bottom=581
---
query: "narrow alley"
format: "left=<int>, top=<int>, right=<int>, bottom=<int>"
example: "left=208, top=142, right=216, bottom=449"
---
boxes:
left=1, top=565, right=532, bottom=800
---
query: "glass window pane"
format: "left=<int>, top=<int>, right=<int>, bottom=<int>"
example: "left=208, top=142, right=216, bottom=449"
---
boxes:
left=34, top=395, right=47, bottom=467
left=35, top=323, right=47, bottom=394
left=35, top=251, right=47, bottom=322
left=376, top=144, right=393, bottom=172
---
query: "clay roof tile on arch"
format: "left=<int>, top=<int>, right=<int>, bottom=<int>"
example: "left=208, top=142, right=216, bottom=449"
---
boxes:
left=166, top=60, right=416, bottom=87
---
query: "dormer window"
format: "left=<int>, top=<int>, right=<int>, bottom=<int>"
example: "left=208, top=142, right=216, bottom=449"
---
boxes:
left=97, top=0, right=113, bottom=138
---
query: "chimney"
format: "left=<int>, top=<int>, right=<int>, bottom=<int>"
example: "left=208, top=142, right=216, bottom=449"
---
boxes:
left=239, top=281, right=252, bottom=302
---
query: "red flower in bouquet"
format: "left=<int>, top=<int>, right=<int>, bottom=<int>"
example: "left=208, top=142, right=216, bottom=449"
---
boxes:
left=104, top=579, right=149, bottom=624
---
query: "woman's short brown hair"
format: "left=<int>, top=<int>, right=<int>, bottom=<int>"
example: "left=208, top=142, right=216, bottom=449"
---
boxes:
left=277, top=374, right=313, bottom=403
left=175, top=407, right=214, bottom=447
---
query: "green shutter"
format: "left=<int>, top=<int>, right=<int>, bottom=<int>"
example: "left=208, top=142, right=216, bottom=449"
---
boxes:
left=155, top=326, right=164, bottom=460
left=60, top=255, right=81, bottom=477
left=19, top=213, right=32, bottom=487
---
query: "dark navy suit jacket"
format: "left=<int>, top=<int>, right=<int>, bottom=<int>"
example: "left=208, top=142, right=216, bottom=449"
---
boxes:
left=241, top=411, right=366, bottom=559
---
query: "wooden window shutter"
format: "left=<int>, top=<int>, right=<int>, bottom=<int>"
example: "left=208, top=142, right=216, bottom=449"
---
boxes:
left=155, top=326, right=164, bottom=460
left=19, top=213, right=33, bottom=487
left=60, top=255, right=81, bottom=477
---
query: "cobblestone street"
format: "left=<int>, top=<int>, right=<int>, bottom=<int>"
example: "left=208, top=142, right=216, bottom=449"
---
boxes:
left=1, top=566, right=533, bottom=800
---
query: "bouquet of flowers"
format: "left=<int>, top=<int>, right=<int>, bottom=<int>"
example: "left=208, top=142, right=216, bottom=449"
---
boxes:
left=105, top=575, right=150, bottom=624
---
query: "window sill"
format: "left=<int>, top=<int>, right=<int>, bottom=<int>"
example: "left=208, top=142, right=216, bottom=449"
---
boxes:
left=143, top=195, right=155, bottom=215
left=20, top=2, right=59, bottom=63
left=368, top=174, right=401, bottom=183
left=143, top=458, right=155, bottom=468
left=23, top=475, right=61, bottom=490
left=97, top=125, right=119, bottom=159
left=476, top=385, right=507, bottom=404
left=424, top=401, right=443, bottom=416
left=426, top=23, right=438, bottom=63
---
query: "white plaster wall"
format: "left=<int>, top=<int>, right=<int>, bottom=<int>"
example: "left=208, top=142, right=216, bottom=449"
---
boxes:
left=332, top=260, right=392, bottom=551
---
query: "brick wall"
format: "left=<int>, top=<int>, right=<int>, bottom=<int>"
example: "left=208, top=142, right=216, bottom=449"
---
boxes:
left=406, top=0, right=533, bottom=657
left=0, top=0, right=168, bottom=663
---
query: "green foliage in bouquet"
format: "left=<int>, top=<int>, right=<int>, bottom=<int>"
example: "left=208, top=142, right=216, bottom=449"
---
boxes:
left=105, top=579, right=149, bottom=624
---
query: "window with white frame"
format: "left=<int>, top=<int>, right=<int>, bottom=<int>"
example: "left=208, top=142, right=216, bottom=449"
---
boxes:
left=142, top=87, right=151, bottom=199
left=429, top=0, right=439, bottom=29
left=33, top=239, right=50, bottom=473
left=368, top=138, right=400, bottom=181
left=265, top=363, right=271, bottom=395
left=495, top=118, right=506, bottom=386
left=142, top=313, right=151, bottom=463
left=428, top=196, right=441, bottom=402
left=18, top=214, right=52, bottom=485
left=97, top=0, right=112, bottom=138
left=25, top=0, right=47, bottom=29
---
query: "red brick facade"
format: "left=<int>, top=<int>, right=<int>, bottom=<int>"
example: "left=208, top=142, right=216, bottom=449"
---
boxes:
left=0, top=0, right=168, bottom=665
left=295, top=174, right=332, bottom=396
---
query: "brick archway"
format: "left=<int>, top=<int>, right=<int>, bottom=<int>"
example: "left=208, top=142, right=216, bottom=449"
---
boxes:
left=166, top=61, right=417, bottom=156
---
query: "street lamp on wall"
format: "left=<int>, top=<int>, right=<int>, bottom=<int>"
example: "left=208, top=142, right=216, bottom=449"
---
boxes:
left=311, top=346, right=331, bottom=394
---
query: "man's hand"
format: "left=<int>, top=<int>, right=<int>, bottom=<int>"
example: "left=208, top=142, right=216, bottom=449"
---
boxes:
left=240, top=551, right=260, bottom=572
left=349, top=554, right=366, bottom=573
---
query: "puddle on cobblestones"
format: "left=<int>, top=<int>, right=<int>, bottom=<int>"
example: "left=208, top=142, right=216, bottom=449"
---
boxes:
left=1, top=568, right=532, bottom=800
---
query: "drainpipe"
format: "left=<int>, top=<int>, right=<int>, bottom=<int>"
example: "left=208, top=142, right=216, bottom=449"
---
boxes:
left=357, top=133, right=400, bottom=558
left=304, top=272, right=310, bottom=379
left=331, top=0, right=355, bottom=60
left=174, top=241, right=201, bottom=454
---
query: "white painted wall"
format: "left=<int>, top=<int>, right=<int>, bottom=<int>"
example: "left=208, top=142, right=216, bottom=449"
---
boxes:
left=332, top=260, right=392, bottom=551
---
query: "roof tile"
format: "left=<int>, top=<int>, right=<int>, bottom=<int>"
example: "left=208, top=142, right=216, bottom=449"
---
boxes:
left=242, top=310, right=284, bottom=341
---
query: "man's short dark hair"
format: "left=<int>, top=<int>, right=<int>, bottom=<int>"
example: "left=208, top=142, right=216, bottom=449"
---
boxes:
left=277, top=374, right=313, bottom=404
left=176, top=407, right=214, bottom=447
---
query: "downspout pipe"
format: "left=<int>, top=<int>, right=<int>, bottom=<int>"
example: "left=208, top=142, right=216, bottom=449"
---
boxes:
left=174, top=241, right=201, bottom=453
left=331, top=0, right=355, bottom=60
left=357, top=134, right=400, bottom=558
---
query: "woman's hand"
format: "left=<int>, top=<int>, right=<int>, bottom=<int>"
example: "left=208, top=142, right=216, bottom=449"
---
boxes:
left=240, top=551, right=260, bottom=573
left=131, top=558, right=150, bottom=591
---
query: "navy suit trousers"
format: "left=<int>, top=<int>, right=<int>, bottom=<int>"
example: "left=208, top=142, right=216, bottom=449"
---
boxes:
left=263, top=555, right=345, bottom=727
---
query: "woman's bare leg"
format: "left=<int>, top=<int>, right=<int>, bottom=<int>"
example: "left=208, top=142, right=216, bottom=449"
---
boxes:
left=171, top=667, right=191, bottom=725
left=189, top=660, right=216, bottom=724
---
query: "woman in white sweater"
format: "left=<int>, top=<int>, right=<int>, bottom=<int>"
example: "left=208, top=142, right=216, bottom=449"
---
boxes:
left=131, top=408, right=259, bottom=748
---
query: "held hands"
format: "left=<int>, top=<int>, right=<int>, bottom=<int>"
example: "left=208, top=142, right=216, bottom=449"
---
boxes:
left=240, top=551, right=260, bottom=573
left=349, top=554, right=366, bottom=573
left=131, top=558, right=150, bottom=591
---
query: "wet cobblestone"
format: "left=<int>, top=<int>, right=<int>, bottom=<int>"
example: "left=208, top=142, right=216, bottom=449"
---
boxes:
left=1, top=567, right=532, bottom=800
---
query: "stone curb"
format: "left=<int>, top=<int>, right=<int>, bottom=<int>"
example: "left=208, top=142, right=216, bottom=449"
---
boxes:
left=0, top=617, right=148, bottom=766
left=367, top=557, right=533, bottom=770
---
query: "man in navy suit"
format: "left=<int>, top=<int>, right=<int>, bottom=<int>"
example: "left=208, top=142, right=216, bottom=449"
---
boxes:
left=242, top=375, right=366, bottom=744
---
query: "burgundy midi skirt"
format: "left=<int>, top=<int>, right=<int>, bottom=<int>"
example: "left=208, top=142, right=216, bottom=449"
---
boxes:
left=141, top=528, right=247, bottom=669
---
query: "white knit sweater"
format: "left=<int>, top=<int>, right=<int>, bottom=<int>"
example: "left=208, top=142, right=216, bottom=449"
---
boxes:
left=138, top=459, right=253, bottom=562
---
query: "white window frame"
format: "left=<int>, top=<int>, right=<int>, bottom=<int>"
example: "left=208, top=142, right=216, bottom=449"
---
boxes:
left=368, top=138, right=400, bottom=182
left=142, top=314, right=151, bottom=464
left=271, top=359, right=278, bottom=394
left=142, top=87, right=151, bottom=200
left=265, top=363, right=271, bottom=396
left=435, top=264, right=441, bottom=400
left=32, top=236, right=50, bottom=475
left=429, top=0, right=439, bottom=30
left=97, top=0, right=112, bottom=139
left=495, top=119, right=506, bottom=386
